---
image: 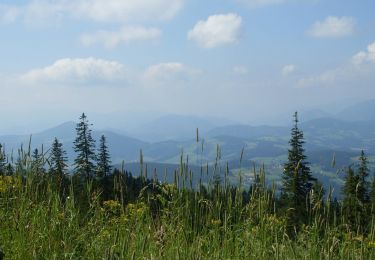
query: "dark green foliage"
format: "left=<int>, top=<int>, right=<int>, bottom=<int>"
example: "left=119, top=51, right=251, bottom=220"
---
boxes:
left=5, top=163, right=13, bottom=176
left=370, top=173, right=375, bottom=210
left=310, top=180, right=324, bottom=213
left=49, top=138, right=69, bottom=195
left=281, top=112, right=316, bottom=228
left=357, top=150, right=370, bottom=204
left=342, top=167, right=358, bottom=199
left=50, top=138, right=68, bottom=178
left=0, top=144, right=6, bottom=175
left=73, top=113, right=96, bottom=179
left=31, top=148, right=45, bottom=174
left=96, top=135, right=112, bottom=178
left=341, top=151, right=371, bottom=231
left=342, top=167, right=361, bottom=227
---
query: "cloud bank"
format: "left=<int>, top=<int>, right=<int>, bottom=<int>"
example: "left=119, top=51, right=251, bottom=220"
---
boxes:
left=307, top=16, right=355, bottom=38
left=80, top=26, right=161, bottom=48
left=0, top=0, right=184, bottom=24
left=188, top=13, right=242, bottom=48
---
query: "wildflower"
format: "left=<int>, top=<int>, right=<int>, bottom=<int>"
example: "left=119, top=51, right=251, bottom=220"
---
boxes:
left=0, top=176, right=21, bottom=194
left=211, top=219, right=221, bottom=226
left=353, top=235, right=364, bottom=242
left=103, top=200, right=122, bottom=216
left=126, top=202, right=147, bottom=218
left=57, top=213, right=65, bottom=220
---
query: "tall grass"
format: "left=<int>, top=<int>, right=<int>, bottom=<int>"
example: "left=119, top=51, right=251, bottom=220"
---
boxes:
left=0, top=145, right=375, bottom=259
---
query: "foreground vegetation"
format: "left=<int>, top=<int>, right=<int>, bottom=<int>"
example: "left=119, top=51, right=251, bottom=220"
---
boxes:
left=1, top=113, right=375, bottom=259
left=1, top=166, right=375, bottom=259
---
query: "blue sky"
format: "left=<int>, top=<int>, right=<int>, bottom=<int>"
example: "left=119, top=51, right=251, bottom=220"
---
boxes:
left=0, top=0, right=374, bottom=133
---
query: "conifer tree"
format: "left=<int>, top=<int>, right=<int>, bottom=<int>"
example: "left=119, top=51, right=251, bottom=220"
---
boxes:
left=281, top=112, right=315, bottom=223
left=73, top=113, right=96, bottom=179
left=31, top=148, right=45, bottom=174
left=0, top=144, right=6, bottom=175
left=342, top=166, right=362, bottom=228
left=96, top=135, right=112, bottom=178
left=357, top=150, right=370, bottom=204
left=50, top=138, right=68, bottom=178
left=342, top=167, right=358, bottom=201
left=370, top=173, right=375, bottom=210
left=5, top=163, right=14, bottom=176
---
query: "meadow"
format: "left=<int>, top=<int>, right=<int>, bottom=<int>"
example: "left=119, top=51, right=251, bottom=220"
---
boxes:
left=1, top=152, right=375, bottom=259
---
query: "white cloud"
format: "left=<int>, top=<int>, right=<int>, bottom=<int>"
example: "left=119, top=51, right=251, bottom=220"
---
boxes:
left=81, top=26, right=161, bottom=49
left=368, top=43, right=375, bottom=62
left=352, top=42, right=375, bottom=65
left=0, top=0, right=184, bottom=24
left=297, top=69, right=339, bottom=88
left=0, top=5, right=21, bottom=24
left=233, top=66, right=249, bottom=75
left=307, top=16, right=355, bottom=38
left=17, top=59, right=200, bottom=90
left=236, top=0, right=286, bottom=8
left=282, top=64, right=296, bottom=76
left=20, top=58, right=126, bottom=85
left=352, top=52, right=368, bottom=66
left=297, top=42, right=375, bottom=88
left=188, top=13, right=242, bottom=48
left=142, top=62, right=199, bottom=88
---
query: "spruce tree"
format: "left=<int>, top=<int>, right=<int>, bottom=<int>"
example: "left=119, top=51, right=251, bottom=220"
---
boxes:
left=342, top=166, right=362, bottom=228
left=357, top=150, right=370, bottom=204
left=370, top=173, right=375, bottom=210
left=5, top=163, right=14, bottom=176
left=50, top=138, right=68, bottom=178
left=73, top=113, right=96, bottom=179
left=281, top=112, right=315, bottom=224
left=96, top=135, right=112, bottom=178
left=0, top=144, right=6, bottom=175
left=31, top=148, right=45, bottom=174
left=342, top=167, right=358, bottom=200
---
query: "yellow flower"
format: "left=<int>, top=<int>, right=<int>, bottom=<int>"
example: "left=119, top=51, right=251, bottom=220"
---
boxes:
left=0, top=176, right=21, bottom=194
left=57, top=213, right=65, bottom=220
left=368, top=241, right=375, bottom=248
left=102, top=200, right=122, bottom=216
left=126, top=202, right=147, bottom=218
left=211, top=219, right=221, bottom=226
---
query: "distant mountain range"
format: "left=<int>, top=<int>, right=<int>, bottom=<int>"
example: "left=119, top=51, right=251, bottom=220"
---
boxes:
left=1, top=99, right=375, bottom=198
left=125, top=114, right=238, bottom=142
left=1, top=100, right=375, bottom=163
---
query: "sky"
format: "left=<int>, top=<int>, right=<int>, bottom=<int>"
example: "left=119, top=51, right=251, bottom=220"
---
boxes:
left=0, top=0, right=375, bottom=133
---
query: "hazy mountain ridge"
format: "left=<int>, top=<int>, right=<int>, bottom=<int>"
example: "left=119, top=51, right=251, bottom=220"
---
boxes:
left=1, top=101, right=374, bottom=198
left=0, top=100, right=374, bottom=175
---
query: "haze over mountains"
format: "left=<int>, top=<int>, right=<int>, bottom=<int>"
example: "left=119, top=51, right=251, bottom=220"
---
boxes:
left=1, top=99, right=375, bottom=197
left=1, top=99, right=375, bottom=162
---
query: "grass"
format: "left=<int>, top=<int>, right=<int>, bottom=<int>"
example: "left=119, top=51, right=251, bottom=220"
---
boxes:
left=0, top=148, right=375, bottom=259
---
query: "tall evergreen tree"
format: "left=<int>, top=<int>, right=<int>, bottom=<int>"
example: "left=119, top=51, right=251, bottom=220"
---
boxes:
left=0, top=144, right=6, bottom=175
left=5, top=163, right=14, bottom=176
left=281, top=112, right=316, bottom=224
left=96, top=135, right=112, bottom=178
left=73, top=113, right=96, bottom=179
left=370, top=173, right=375, bottom=210
left=50, top=138, right=68, bottom=178
left=342, top=167, right=358, bottom=204
left=31, top=148, right=45, bottom=174
left=342, top=166, right=364, bottom=229
left=342, top=151, right=371, bottom=231
left=357, top=150, right=370, bottom=204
